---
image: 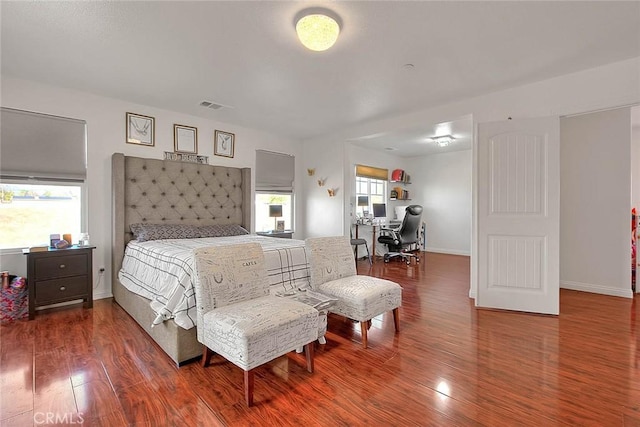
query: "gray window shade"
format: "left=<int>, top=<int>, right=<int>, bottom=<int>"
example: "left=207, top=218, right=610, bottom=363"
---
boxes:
left=1, top=107, right=87, bottom=181
left=255, top=150, right=294, bottom=192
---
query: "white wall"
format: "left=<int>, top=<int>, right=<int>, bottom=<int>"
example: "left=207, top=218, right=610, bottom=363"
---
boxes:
left=560, top=108, right=632, bottom=298
left=302, top=138, right=345, bottom=238
left=631, top=107, right=640, bottom=212
left=302, top=57, right=640, bottom=298
left=406, top=150, right=472, bottom=255
left=0, top=76, right=303, bottom=299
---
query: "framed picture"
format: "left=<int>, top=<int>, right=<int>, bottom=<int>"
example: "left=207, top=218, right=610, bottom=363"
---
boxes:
left=214, top=130, right=235, bottom=158
left=126, top=112, right=155, bottom=146
left=276, top=220, right=285, bottom=232
left=173, top=124, right=198, bottom=154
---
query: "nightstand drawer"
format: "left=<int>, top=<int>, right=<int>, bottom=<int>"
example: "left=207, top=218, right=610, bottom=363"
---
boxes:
left=35, top=276, right=88, bottom=304
left=34, top=254, right=88, bottom=280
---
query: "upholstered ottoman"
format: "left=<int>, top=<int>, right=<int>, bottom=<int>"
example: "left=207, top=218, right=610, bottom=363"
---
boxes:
left=202, top=296, right=319, bottom=370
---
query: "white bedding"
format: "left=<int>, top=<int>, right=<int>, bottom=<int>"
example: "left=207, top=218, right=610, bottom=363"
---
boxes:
left=118, top=235, right=311, bottom=329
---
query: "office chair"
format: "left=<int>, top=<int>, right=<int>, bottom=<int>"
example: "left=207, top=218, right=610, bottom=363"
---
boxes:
left=377, top=205, right=423, bottom=265
left=350, top=226, right=372, bottom=265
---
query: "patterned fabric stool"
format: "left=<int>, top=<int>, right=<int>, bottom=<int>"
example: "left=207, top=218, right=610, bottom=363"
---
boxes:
left=306, top=236, right=402, bottom=349
left=1, top=276, right=28, bottom=323
left=194, top=243, right=318, bottom=406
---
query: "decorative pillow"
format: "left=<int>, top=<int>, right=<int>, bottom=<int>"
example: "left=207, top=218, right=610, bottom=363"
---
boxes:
left=196, top=224, right=249, bottom=238
left=130, top=223, right=200, bottom=242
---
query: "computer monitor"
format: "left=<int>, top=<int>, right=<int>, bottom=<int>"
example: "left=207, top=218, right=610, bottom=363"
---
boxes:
left=357, top=196, right=369, bottom=207
left=372, top=203, right=386, bottom=218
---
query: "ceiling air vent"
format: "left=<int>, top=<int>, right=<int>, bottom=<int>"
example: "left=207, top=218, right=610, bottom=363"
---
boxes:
left=199, top=100, right=224, bottom=110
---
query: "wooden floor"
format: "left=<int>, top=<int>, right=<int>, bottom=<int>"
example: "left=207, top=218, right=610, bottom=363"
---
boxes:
left=2, top=252, right=640, bottom=426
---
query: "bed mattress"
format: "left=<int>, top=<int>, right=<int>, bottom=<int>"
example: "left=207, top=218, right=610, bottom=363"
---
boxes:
left=118, top=235, right=310, bottom=329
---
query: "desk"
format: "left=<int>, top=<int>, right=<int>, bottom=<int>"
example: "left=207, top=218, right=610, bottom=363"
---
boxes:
left=356, top=222, right=427, bottom=261
left=355, top=224, right=379, bottom=261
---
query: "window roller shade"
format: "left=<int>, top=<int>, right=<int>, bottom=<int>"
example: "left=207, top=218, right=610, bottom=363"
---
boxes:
left=1, top=107, right=87, bottom=181
left=255, top=150, right=294, bottom=192
left=356, top=164, right=388, bottom=181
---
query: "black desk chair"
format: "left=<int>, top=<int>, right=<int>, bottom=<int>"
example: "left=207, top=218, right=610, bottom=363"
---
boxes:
left=351, top=226, right=372, bottom=265
left=377, top=205, right=423, bottom=265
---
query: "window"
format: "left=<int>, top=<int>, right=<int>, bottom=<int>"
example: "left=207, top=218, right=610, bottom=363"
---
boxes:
left=255, top=150, right=295, bottom=233
left=255, top=193, right=293, bottom=232
left=355, top=177, right=387, bottom=218
left=0, top=181, right=84, bottom=250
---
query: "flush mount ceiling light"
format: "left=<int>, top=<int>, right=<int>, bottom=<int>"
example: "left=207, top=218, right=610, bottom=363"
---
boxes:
left=430, top=135, right=455, bottom=147
left=295, top=10, right=340, bottom=51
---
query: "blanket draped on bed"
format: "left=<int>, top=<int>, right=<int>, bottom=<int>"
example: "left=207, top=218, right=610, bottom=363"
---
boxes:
left=118, top=235, right=311, bottom=329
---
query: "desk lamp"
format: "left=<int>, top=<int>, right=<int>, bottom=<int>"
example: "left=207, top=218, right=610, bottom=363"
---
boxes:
left=269, top=204, right=283, bottom=231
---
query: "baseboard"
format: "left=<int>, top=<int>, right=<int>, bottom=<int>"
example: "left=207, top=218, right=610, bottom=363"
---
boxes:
left=93, top=291, right=113, bottom=300
left=560, top=280, right=633, bottom=299
left=424, top=247, right=471, bottom=256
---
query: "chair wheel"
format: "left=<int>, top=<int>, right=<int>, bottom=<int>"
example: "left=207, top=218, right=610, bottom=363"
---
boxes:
left=416, top=257, right=420, bottom=263
left=384, top=259, right=389, bottom=263
left=406, top=260, right=410, bottom=265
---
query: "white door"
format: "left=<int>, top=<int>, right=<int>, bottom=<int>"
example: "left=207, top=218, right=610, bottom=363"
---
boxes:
left=477, top=117, right=560, bottom=315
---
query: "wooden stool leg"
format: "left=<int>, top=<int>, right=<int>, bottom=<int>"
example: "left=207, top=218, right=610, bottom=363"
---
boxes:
left=244, top=369, right=255, bottom=407
left=393, top=307, right=400, bottom=332
left=201, top=345, right=213, bottom=367
left=304, top=342, right=315, bottom=373
left=360, top=321, right=368, bottom=349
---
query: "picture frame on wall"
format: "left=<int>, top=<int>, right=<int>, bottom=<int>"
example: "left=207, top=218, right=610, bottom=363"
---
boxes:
left=173, top=124, right=198, bottom=154
left=126, top=112, right=155, bottom=146
left=214, top=130, right=235, bottom=158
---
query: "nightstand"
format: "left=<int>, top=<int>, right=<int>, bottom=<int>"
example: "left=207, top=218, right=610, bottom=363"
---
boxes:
left=23, top=245, right=95, bottom=319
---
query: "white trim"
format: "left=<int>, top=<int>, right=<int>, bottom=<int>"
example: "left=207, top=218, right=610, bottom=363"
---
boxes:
left=425, top=247, right=470, bottom=256
left=560, top=280, right=633, bottom=299
left=93, top=291, right=113, bottom=300
left=0, top=178, right=87, bottom=250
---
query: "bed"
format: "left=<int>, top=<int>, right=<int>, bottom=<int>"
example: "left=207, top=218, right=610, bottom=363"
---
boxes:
left=111, top=153, right=309, bottom=365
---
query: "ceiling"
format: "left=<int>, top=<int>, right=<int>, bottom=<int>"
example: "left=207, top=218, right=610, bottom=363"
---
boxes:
left=349, top=115, right=473, bottom=157
left=2, top=1, right=639, bottom=146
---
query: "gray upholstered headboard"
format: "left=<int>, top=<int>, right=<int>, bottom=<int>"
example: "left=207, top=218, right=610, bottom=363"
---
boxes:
left=111, top=153, right=251, bottom=278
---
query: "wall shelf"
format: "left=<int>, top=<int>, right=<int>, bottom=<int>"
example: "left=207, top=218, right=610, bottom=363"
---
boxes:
left=390, top=169, right=411, bottom=200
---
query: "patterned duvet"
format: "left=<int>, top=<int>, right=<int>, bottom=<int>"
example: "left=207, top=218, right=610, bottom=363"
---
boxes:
left=118, top=235, right=311, bottom=329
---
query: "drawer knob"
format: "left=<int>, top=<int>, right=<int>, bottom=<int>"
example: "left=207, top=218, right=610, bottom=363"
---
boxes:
left=60, top=286, right=66, bottom=291
left=59, top=264, right=66, bottom=269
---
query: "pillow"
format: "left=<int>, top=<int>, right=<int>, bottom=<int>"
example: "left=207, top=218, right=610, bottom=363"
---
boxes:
left=196, top=224, right=249, bottom=238
left=130, top=223, right=249, bottom=242
left=130, top=223, right=199, bottom=242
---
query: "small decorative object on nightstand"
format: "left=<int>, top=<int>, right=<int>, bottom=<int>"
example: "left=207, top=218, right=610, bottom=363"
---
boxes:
left=23, top=245, right=96, bottom=319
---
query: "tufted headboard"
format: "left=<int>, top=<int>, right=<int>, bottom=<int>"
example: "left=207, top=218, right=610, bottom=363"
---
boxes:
left=111, top=153, right=251, bottom=277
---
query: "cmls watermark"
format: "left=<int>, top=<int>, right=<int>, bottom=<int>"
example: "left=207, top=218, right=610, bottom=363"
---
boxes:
left=34, top=412, right=85, bottom=425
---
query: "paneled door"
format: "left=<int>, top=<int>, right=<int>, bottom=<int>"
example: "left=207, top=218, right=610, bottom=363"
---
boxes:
left=477, top=117, right=560, bottom=315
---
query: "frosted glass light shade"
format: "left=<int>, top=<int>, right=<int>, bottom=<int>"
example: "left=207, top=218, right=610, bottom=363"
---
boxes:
left=296, top=14, right=340, bottom=51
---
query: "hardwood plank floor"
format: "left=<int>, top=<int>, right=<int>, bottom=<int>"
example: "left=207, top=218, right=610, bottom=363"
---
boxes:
left=1, top=252, right=639, bottom=426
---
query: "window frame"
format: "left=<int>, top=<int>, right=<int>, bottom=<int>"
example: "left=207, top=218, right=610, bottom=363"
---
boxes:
left=355, top=176, right=387, bottom=218
left=0, top=178, right=88, bottom=254
left=254, top=190, right=295, bottom=233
